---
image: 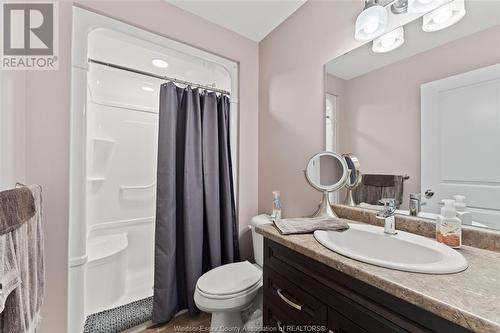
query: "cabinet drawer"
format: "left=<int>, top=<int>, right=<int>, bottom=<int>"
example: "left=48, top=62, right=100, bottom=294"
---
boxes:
left=264, top=303, right=290, bottom=333
left=328, top=307, right=368, bottom=333
left=264, top=299, right=327, bottom=333
left=326, top=285, right=409, bottom=333
left=264, top=266, right=327, bottom=325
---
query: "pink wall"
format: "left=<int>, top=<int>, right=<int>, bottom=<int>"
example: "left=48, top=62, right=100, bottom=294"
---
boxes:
left=259, top=1, right=364, bottom=217
left=22, top=1, right=258, bottom=332
left=327, top=25, right=500, bottom=208
left=0, top=71, right=26, bottom=190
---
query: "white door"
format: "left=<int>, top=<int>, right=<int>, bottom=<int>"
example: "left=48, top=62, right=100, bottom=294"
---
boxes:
left=421, top=63, right=500, bottom=228
left=325, top=93, right=338, bottom=152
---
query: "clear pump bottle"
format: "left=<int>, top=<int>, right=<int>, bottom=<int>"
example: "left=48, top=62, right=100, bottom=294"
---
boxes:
left=272, top=190, right=282, bottom=220
left=436, top=199, right=462, bottom=248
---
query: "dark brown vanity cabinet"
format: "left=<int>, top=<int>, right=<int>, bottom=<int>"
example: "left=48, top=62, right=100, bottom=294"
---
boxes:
left=263, top=239, right=473, bottom=333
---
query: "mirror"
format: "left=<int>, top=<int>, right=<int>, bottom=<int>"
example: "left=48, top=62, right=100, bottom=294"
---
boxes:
left=305, top=152, right=348, bottom=218
left=342, top=154, right=362, bottom=206
left=324, top=1, right=500, bottom=231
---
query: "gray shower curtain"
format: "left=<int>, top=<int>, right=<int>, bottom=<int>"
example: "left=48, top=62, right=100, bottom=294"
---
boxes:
left=152, top=82, right=239, bottom=324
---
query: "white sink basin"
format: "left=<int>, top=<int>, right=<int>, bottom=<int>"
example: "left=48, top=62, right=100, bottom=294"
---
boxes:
left=314, top=224, right=468, bottom=274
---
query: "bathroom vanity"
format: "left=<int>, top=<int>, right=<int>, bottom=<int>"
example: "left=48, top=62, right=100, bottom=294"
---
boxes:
left=257, top=211, right=500, bottom=333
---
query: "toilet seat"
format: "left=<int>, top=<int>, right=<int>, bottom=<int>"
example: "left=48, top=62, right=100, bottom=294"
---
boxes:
left=196, top=261, right=262, bottom=298
left=194, top=261, right=263, bottom=312
left=196, top=278, right=262, bottom=300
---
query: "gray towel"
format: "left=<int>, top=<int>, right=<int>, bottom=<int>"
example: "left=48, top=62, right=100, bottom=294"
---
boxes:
left=0, top=187, right=35, bottom=235
left=0, top=187, right=34, bottom=314
left=0, top=233, right=21, bottom=313
left=353, top=174, right=404, bottom=207
left=0, top=185, right=44, bottom=333
left=273, top=217, right=349, bottom=235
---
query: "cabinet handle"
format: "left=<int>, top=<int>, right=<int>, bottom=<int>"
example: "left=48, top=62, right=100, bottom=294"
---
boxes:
left=277, top=288, right=303, bottom=311
left=277, top=320, right=285, bottom=333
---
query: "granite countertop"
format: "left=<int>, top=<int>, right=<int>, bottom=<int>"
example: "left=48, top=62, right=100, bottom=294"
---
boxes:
left=256, top=222, right=500, bottom=333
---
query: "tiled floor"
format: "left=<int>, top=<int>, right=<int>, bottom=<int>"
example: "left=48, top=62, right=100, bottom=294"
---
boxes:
left=140, top=312, right=211, bottom=332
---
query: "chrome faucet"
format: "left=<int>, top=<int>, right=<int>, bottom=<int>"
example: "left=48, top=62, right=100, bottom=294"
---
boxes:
left=409, top=193, right=426, bottom=216
left=376, top=198, right=397, bottom=235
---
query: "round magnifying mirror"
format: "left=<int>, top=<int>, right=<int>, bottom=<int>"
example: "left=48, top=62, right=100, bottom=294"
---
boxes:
left=305, top=151, right=349, bottom=217
left=342, top=154, right=362, bottom=206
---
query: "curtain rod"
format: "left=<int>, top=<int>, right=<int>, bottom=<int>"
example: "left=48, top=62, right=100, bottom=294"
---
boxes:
left=88, top=58, right=231, bottom=95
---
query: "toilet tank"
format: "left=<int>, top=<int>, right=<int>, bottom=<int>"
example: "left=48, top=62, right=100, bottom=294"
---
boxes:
left=249, top=215, right=272, bottom=267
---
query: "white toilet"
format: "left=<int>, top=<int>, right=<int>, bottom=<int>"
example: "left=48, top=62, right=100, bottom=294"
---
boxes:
left=194, top=215, right=271, bottom=332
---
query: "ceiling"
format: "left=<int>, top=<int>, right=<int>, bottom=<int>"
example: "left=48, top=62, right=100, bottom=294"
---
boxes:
left=165, top=0, right=307, bottom=42
left=326, top=0, right=500, bottom=80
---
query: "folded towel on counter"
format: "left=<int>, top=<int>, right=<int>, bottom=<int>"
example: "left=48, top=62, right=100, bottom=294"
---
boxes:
left=0, top=185, right=44, bottom=333
left=273, top=216, right=349, bottom=235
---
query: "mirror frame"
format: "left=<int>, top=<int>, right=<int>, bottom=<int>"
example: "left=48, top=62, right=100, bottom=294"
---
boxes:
left=305, top=151, right=349, bottom=193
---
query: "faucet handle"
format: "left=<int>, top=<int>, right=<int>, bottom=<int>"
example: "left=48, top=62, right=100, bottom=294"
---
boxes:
left=377, top=198, right=397, bottom=217
left=379, top=198, right=396, bottom=209
left=377, top=198, right=398, bottom=234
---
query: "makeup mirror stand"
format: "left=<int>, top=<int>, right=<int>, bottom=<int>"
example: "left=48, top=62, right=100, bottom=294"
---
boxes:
left=313, top=191, right=338, bottom=218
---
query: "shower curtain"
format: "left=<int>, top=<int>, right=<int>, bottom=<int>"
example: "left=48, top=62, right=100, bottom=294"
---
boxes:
left=153, top=82, right=239, bottom=324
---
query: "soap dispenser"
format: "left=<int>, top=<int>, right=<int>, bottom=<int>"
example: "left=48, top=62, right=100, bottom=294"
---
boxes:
left=453, top=195, right=472, bottom=226
left=436, top=199, right=462, bottom=248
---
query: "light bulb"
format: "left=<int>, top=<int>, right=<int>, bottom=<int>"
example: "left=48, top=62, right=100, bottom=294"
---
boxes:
left=152, top=59, right=168, bottom=68
left=380, top=31, right=397, bottom=47
left=363, top=22, right=379, bottom=34
left=431, top=6, right=452, bottom=24
left=422, top=0, right=466, bottom=32
left=354, top=5, right=388, bottom=41
left=372, top=27, right=404, bottom=53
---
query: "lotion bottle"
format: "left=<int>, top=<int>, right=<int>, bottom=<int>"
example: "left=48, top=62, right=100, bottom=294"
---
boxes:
left=453, top=195, right=472, bottom=226
left=436, top=199, right=462, bottom=248
left=272, top=190, right=282, bottom=220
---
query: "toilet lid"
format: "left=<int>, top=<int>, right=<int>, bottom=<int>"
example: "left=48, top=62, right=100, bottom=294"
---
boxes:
left=197, top=261, right=262, bottom=296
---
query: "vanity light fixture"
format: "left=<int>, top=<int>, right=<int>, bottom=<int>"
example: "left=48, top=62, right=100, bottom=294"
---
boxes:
left=372, top=26, right=405, bottom=53
left=422, top=0, right=466, bottom=32
left=355, top=0, right=389, bottom=41
left=407, top=0, right=446, bottom=13
left=152, top=58, right=168, bottom=69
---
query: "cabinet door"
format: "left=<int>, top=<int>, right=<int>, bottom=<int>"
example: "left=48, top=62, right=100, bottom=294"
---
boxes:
left=264, top=267, right=327, bottom=325
left=328, top=308, right=368, bottom=333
